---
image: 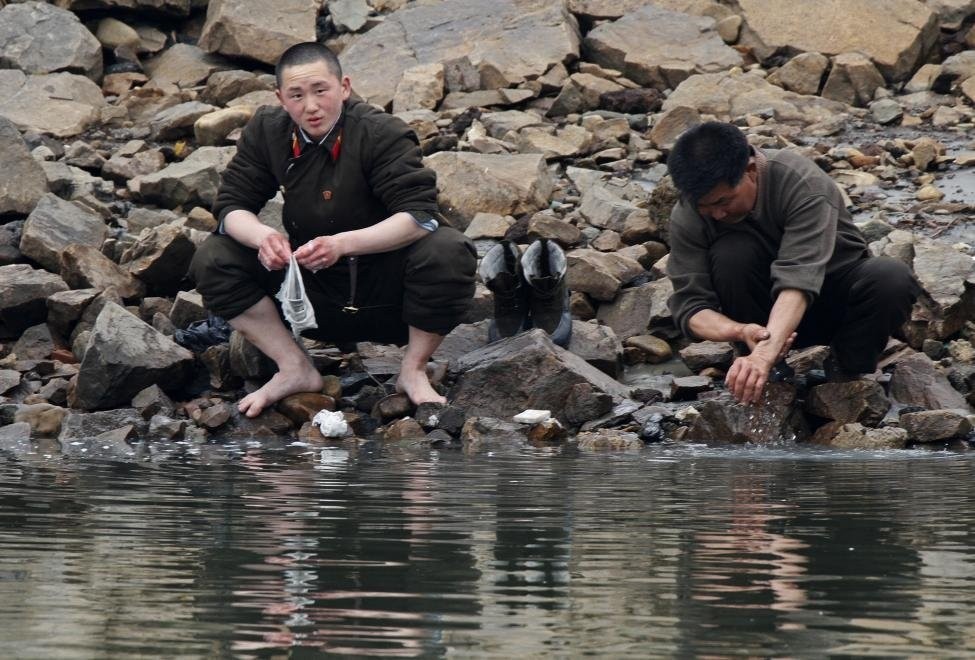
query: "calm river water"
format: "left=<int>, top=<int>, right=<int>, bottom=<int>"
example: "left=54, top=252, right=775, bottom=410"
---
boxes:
left=1, top=438, right=974, bottom=658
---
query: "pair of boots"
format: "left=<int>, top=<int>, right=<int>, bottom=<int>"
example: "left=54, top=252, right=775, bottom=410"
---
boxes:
left=479, top=238, right=572, bottom=347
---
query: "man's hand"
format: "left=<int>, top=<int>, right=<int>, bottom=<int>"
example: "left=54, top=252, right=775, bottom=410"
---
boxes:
left=294, top=235, right=347, bottom=272
left=726, top=341, right=778, bottom=405
left=258, top=231, right=292, bottom=271
left=740, top=323, right=770, bottom=351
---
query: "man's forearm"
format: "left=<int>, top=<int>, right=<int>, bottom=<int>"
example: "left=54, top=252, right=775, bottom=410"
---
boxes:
left=760, top=289, right=807, bottom=359
left=223, top=209, right=279, bottom=250
left=687, top=309, right=750, bottom=343
left=338, top=212, right=429, bottom=256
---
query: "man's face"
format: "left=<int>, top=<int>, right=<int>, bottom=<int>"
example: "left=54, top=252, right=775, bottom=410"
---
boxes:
left=276, top=61, right=351, bottom=140
left=696, top=160, right=758, bottom=224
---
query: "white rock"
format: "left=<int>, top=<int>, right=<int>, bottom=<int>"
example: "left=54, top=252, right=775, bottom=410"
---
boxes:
left=513, top=409, right=552, bottom=424
left=313, top=409, right=349, bottom=437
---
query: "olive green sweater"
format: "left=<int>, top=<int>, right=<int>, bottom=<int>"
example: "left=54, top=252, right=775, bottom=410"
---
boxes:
left=667, top=148, right=869, bottom=338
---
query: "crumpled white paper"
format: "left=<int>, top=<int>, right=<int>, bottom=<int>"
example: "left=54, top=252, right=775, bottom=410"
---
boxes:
left=312, top=409, right=349, bottom=437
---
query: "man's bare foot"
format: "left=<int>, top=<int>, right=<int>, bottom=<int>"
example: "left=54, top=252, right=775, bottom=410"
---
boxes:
left=395, top=365, right=446, bottom=405
left=239, top=365, right=323, bottom=418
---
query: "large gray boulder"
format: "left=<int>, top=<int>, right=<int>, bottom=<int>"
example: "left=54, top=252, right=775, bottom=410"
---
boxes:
left=134, top=146, right=236, bottom=208
left=0, top=2, right=102, bottom=80
left=19, top=194, right=108, bottom=274
left=663, top=70, right=848, bottom=125
left=565, top=249, right=645, bottom=302
left=120, top=223, right=196, bottom=288
left=0, top=116, right=47, bottom=215
left=53, top=0, right=193, bottom=17
left=200, top=0, right=319, bottom=66
left=736, top=0, right=939, bottom=82
left=448, top=329, right=631, bottom=424
left=681, top=384, right=805, bottom=444
left=71, top=303, right=194, bottom=411
left=340, top=0, right=581, bottom=107
left=425, top=152, right=553, bottom=228
left=0, top=70, right=106, bottom=137
left=912, top=239, right=975, bottom=340
left=584, top=5, right=742, bottom=90
left=888, top=352, right=969, bottom=410
left=0, top=264, right=68, bottom=338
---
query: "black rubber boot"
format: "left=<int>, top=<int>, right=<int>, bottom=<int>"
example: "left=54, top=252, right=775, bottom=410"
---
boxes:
left=521, top=238, right=572, bottom=348
left=479, top=240, right=529, bottom=341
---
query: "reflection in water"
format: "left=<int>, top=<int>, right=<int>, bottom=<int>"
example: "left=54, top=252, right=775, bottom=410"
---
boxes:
left=0, top=442, right=974, bottom=657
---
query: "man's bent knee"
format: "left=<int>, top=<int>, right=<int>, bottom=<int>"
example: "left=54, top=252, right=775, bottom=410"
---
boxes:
left=190, top=234, right=279, bottom=320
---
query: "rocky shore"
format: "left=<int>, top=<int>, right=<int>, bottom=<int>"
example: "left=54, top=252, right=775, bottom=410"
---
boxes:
left=1, top=0, right=975, bottom=456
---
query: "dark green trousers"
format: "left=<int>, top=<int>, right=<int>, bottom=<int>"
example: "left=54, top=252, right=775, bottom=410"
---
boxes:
left=189, top=227, right=476, bottom=345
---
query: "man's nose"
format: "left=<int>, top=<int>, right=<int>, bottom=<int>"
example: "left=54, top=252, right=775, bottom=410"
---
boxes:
left=303, top=95, right=318, bottom=112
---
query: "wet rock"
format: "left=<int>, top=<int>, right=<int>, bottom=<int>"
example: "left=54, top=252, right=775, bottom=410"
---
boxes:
left=527, top=417, right=568, bottom=443
left=120, top=223, right=196, bottom=289
left=58, top=408, right=146, bottom=443
left=60, top=244, right=145, bottom=301
left=0, top=422, right=32, bottom=452
left=13, top=403, right=67, bottom=437
left=134, top=146, right=235, bottom=209
left=596, top=278, right=673, bottom=340
left=220, top=408, right=294, bottom=439
left=131, top=384, right=175, bottom=419
left=416, top=402, right=466, bottom=435
left=384, top=417, right=426, bottom=441
left=889, top=352, right=969, bottom=410
left=806, top=380, right=890, bottom=426
left=821, top=52, right=886, bottom=107
left=900, top=409, right=972, bottom=442
left=567, top=320, right=623, bottom=377
left=0, top=70, right=106, bottom=137
left=0, top=264, right=68, bottom=339
left=810, top=422, right=908, bottom=449
left=0, top=2, right=102, bottom=80
left=199, top=0, right=318, bottom=66
left=563, top=381, right=614, bottom=425
left=71, top=302, right=194, bottom=410
left=683, top=384, right=802, bottom=444
left=19, top=194, right=108, bottom=275
left=0, top=117, right=47, bottom=216
left=737, top=0, right=938, bottom=82
left=576, top=429, right=642, bottom=451
left=449, top=329, right=629, bottom=423
left=585, top=5, right=741, bottom=90
left=425, top=152, right=553, bottom=228
left=340, top=0, right=580, bottom=108
left=148, top=414, right=185, bottom=440
left=195, top=402, right=233, bottom=430
left=372, top=393, right=413, bottom=422
left=679, top=341, right=734, bottom=373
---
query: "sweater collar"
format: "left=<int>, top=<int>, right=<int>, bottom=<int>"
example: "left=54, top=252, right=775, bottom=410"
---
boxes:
left=290, top=105, right=346, bottom=161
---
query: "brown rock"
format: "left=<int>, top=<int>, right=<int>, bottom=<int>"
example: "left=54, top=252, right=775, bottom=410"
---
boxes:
left=277, top=392, right=336, bottom=426
left=900, top=409, right=972, bottom=443
left=384, top=417, right=426, bottom=441
left=806, top=380, right=890, bottom=426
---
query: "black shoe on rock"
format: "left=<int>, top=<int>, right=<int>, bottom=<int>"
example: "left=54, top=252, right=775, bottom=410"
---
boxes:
left=521, top=238, right=572, bottom=348
left=479, top=240, right=529, bottom=342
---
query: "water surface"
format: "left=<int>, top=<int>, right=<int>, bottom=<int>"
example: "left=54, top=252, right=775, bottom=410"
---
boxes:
left=1, top=439, right=974, bottom=657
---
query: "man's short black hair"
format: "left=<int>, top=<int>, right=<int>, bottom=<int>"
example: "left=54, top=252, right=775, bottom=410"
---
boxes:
left=667, top=121, right=751, bottom=203
left=275, top=42, right=342, bottom=88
